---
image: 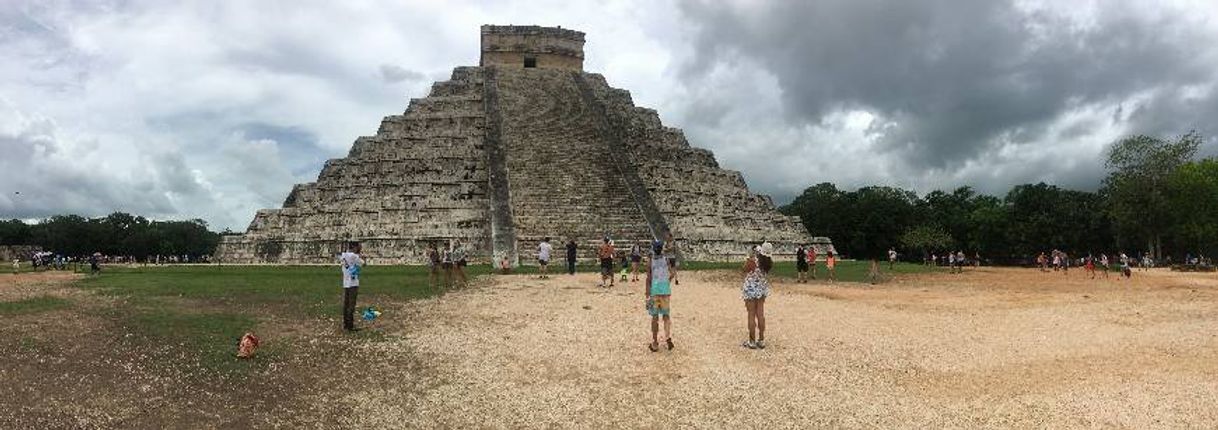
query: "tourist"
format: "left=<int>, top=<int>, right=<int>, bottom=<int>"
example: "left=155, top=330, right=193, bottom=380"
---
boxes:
left=537, top=237, right=553, bottom=279
left=947, top=252, right=956, bottom=273
left=957, top=251, right=966, bottom=273
left=1099, top=253, right=1111, bottom=279
left=11, top=259, right=18, bottom=275
left=887, top=248, right=897, bottom=270
left=825, top=250, right=837, bottom=282
left=974, top=252, right=981, bottom=268
left=1121, top=253, right=1133, bottom=279
left=741, top=242, right=773, bottom=349
left=598, top=237, right=615, bottom=288
left=1085, top=254, right=1096, bottom=279
left=868, top=258, right=881, bottom=285
left=795, top=243, right=809, bottom=283
left=89, top=252, right=101, bottom=276
left=630, top=241, right=643, bottom=282
left=339, top=242, right=364, bottom=332
left=619, top=250, right=629, bottom=283
left=565, top=239, right=577, bottom=275
left=645, top=239, right=674, bottom=352
left=441, top=241, right=454, bottom=289
left=452, top=240, right=468, bottom=287
left=1037, top=252, right=1048, bottom=272
left=807, top=244, right=818, bottom=280
left=664, top=231, right=679, bottom=286
left=1061, top=251, right=1070, bottom=275
left=426, top=242, right=442, bottom=292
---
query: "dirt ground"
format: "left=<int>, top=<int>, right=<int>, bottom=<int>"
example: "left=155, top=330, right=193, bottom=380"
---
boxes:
left=3, top=268, right=1217, bottom=428
left=353, top=267, right=1218, bottom=428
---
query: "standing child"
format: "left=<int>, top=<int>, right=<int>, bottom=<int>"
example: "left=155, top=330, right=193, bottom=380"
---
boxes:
left=645, top=240, right=674, bottom=352
left=339, top=242, right=364, bottom=332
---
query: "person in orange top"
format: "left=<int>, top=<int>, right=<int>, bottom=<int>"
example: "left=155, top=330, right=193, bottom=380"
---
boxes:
left=825, top=251, right=837, bottom=282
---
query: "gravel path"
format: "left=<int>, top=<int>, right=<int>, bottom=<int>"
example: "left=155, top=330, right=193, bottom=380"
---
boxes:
left=344, top=268, right=1218, bottom=428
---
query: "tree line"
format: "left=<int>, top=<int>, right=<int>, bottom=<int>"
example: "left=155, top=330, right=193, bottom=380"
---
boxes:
left=0, top=213, right=221, bottom=260
left=780, top=132, right=1218, bottom=263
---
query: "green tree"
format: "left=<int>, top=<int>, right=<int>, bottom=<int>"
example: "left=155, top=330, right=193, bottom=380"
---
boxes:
left=900, top=225, right=954, bottom=256
left=1103, top=132, right=1202, bottom=258
left=1165, top=158, right=1218, bottom=257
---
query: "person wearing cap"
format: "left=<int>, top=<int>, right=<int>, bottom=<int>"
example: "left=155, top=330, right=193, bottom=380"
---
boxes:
left=741, top=242, right=773, bottom=349
left=645, top=239, right=674, bottom=351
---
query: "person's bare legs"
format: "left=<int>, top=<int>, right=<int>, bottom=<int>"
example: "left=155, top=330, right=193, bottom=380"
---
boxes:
left=650, top=315, right=660, bottom=349
left=631, top=261, right=640, bottom=282
left=662, top=314, right=672, bottom=346
left=755, top=298, right=766, bottom=343
left=745, top=300, right=757, bottom=342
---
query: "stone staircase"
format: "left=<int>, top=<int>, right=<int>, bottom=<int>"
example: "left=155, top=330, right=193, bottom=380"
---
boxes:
left=580, top=73, right=813, bottom=260
left=493, top=68, right=653, bottom=259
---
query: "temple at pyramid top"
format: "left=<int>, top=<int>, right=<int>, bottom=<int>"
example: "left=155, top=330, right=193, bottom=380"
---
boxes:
left=215, top=25, right=829, bottom=265
left=480, top=25, right=585, bottom=71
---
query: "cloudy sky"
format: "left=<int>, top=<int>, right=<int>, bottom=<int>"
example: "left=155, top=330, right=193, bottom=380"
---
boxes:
left=3, top=0, right=1217, bottom=231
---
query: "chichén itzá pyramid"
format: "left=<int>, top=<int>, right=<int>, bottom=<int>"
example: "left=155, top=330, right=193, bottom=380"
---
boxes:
left=215, top=25, right=830, bottom=264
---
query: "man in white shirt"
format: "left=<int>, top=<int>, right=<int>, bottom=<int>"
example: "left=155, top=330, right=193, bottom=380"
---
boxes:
left=339, top=242, right=364, bottom=331
left=537, top=237, right=553, bottom=279
left=887, top=248, right=897, bottom=270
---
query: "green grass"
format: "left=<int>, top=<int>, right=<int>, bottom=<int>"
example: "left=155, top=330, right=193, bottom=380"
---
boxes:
left=0, top=295, right=72, bottom=315
left=76, top=265, right=467, bottom=372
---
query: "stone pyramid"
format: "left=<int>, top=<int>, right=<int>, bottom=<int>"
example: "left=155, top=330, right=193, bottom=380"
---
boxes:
left=216, top=25, right=827, bottom=264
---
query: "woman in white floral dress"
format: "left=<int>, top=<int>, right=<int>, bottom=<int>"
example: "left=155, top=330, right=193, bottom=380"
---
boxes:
left=741, top=242, right=773, bottom=349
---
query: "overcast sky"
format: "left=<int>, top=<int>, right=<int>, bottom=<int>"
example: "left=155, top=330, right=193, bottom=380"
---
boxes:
left=3, top=0, right=1217, bottom=231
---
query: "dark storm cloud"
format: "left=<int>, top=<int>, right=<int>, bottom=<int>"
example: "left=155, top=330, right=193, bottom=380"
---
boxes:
left=677, top=0, right=1218, bottom=175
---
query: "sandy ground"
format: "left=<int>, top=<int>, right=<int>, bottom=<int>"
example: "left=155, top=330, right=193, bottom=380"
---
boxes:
left=348, top=268, right=1218, bottom=429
